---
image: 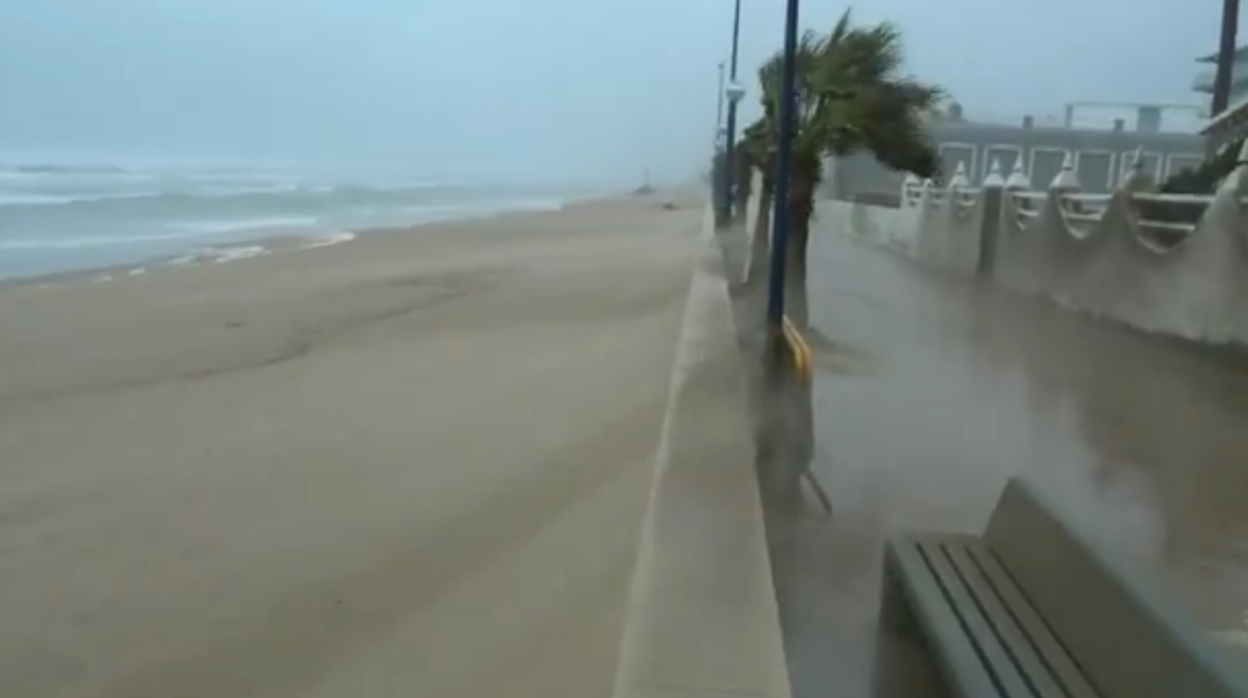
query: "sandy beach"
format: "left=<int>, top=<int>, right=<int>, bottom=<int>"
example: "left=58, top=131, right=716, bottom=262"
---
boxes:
left=0, top=193, right=705, bottom=698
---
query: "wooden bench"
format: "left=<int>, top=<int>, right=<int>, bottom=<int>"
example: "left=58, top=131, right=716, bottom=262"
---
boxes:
left=875, top=477, right=1248, bottom=698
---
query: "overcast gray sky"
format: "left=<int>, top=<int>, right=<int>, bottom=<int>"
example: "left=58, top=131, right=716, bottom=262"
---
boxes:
left=0, top=0, right=1240, bottom=186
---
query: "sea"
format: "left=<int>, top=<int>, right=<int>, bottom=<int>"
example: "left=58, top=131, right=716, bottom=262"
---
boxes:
left=0, top=156, right=574, bottom=280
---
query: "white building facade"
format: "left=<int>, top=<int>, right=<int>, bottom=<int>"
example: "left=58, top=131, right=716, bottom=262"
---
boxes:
left=1196, top=45, right=1248, bottom=147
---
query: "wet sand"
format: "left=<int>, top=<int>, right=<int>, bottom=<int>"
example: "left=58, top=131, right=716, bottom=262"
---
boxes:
left=0, top=195, right=703, bottom=698
left=774, top=231, right=1248, bottom=697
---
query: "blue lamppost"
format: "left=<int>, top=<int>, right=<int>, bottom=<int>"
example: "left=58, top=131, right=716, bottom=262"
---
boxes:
left=765, top=0, right=800, bottom=329
left=720, top=0, right=745, bottom=226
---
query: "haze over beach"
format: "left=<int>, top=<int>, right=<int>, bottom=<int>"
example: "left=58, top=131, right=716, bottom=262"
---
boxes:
left=0, top=0, right=1234, bottom=278
left=0, top=1, right=1245, bottom=697
left=0, top=157, right=575, bottom=278
left=0, top=0, right=1232, bottom=278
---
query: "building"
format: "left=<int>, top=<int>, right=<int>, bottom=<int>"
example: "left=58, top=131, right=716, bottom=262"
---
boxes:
left=1196, top=45, right=1248, bottom=147
left=1192, top=45, right=1248, bottom=108
left=826, top=104, right=1206, bottom=200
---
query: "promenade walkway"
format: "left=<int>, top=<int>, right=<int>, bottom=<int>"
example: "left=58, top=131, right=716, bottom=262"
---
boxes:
left=770, top=227, right=1248, bottom=697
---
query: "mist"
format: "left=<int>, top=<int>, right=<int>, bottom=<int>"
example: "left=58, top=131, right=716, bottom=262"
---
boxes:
left=0, top=0, right=1240, bottom=188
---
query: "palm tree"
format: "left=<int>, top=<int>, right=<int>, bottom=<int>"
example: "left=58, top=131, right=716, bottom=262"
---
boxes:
left=740, top=9, right=943, bottom=326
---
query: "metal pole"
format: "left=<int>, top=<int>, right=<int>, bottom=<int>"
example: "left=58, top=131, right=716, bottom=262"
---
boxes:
left=722, top=0, right=743, bottom=221
left=1211, top=0, right=1241, bottom=118
left=765, top=0, right=800, bottom=329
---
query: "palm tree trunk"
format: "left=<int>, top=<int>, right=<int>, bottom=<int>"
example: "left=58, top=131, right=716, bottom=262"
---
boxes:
left=784, top=161, right=817, bottom=329
left=784, top=205, right=811, bottom=329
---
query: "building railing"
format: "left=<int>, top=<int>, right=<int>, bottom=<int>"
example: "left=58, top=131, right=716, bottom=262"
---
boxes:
left=901, top=147, right=1240, bottom=245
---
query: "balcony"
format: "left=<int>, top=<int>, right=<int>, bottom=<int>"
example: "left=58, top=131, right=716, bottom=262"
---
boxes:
left=1192, top=66, right=1248, bottom=93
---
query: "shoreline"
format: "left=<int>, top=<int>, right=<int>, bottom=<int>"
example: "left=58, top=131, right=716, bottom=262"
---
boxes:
left=0, top=197, right=619, bottom=292
left=0, top=229, right=358, bottom=291
left=0, top=190, right=653, bottom=290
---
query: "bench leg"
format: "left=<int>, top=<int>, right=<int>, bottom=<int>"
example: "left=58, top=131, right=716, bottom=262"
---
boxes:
left=871, top=628, right=953, bottom=698
left=878, top=565, right=918, bottom=637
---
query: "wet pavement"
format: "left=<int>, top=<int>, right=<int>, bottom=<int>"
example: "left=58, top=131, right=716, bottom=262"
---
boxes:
left=768, top=231, right=1248, bottom=698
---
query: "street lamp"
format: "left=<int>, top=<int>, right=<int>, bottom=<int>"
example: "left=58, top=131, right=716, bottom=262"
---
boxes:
left=716, top=0, right=745, bottom=227
left=765, top=0, right=800, bottom=330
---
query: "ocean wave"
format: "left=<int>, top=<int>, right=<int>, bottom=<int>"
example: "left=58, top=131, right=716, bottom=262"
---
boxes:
left=169, top=245, right=271, bottom=266
left=0, top=182, right=318, bottom=207
left=0, top=182, right=478, bottom=215
left=170, top=215, right=320, bottom=235
left=0, top=214, right=322, bottom=249
left=0, top=159, right=570, bottom=279
left=0, top=229, right=228, bottom=251
left=303, top=231, right=357, bottom=249
left=0, top=162, right=129, bottom=175
left=0, top=161, right=560, bottom=221
left=0, top=192, right=87, bottom=206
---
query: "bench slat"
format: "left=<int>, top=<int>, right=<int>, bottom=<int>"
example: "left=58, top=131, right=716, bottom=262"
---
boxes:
left=944, top=542, right=1078, bottom=698
left=888, top=538, right=1002, bottom=697
left=986, top=479, right=1248, bottom=698
left=917, top=538, right=1036, bottom=697
left=965, top=543, right=1100, bottom=698
left=882, top=479, right=1248, bottom=698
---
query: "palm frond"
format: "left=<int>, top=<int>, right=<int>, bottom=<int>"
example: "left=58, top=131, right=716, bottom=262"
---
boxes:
left=746, top=6, right=943, bottom=184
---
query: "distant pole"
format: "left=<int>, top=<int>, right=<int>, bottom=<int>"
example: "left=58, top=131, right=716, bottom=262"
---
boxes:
left=1211, top=0, right=1241, bottom=118
left=765, top=0, right=800, bottom=329
left=722, top=0, right=744, bottom=223
left=715, top=61, right=726, bottom=148
left=714, top=61, right=727, bottom=209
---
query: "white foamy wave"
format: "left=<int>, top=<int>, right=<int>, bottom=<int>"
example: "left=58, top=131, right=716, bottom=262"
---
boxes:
left=303, top=231, right=356, bottom=249
left=0, top=186, right=308, bottom=208
left=211, top=246, right=269, bottom=263
left=0, top=229, right=224, bottom=250
left=171, top=215, right=319, bottom=235
left=168, top=244, right=271, bottom=267
left=0, top=215, right=320, bottom=251
left=0, top=192, right=91, bottom=206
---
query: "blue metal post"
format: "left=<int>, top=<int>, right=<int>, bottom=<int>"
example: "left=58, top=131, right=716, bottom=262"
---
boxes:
left=722, top=0, right=743, bottom=221
left=766, top=0, right=800, bottom=328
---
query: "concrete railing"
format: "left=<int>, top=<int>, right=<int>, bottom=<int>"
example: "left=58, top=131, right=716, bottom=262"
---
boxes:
left=821, top=141, right=1248, bottom=347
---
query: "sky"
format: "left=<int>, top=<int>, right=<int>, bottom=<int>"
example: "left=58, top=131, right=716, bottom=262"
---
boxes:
left=0, top=0, right=1242, bottom=187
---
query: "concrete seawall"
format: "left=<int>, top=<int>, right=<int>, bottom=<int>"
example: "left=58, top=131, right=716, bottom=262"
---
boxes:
left=611, top=207, right=790, bottom=698
left=815, top=143, right=1248, bottom=347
